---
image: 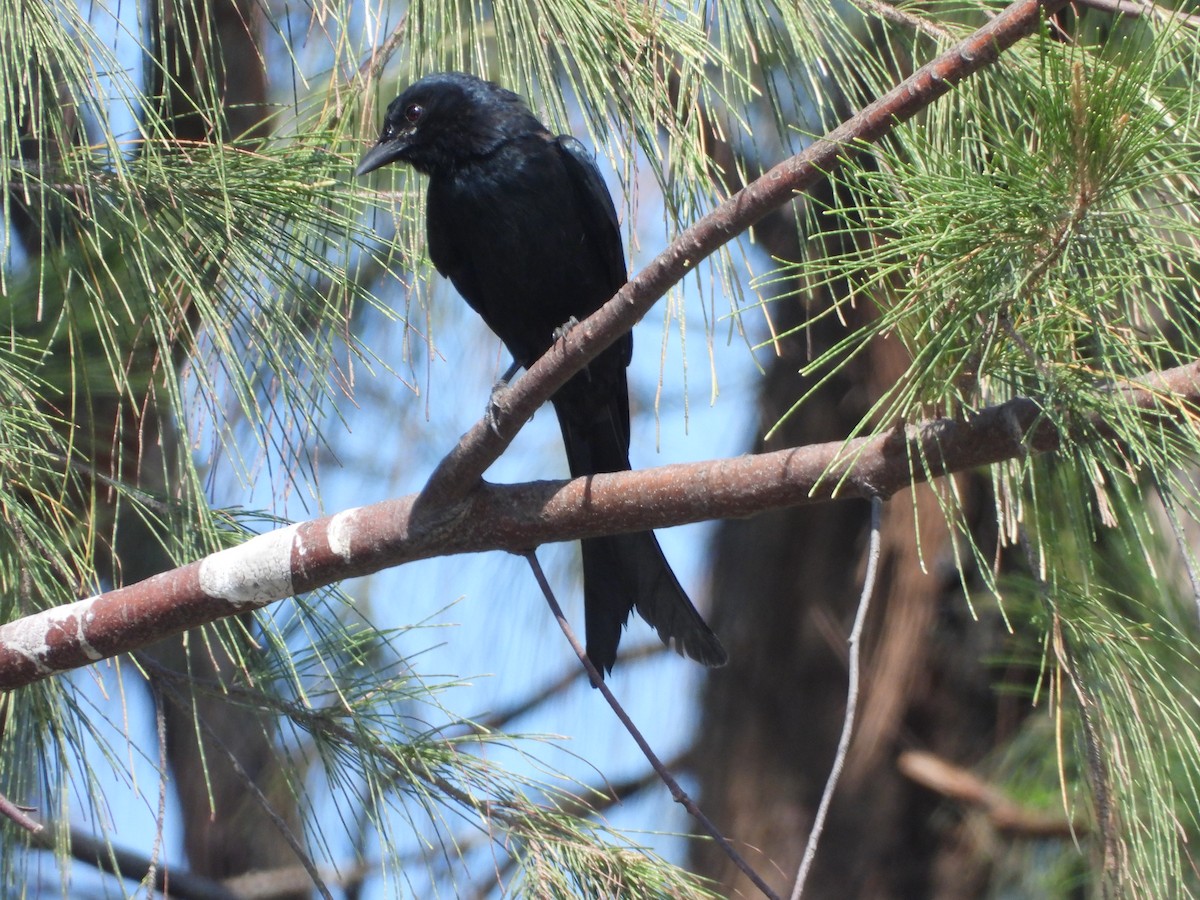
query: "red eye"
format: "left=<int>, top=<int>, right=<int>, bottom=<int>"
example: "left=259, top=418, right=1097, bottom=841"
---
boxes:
left=404, top=103, right=423, bottom=123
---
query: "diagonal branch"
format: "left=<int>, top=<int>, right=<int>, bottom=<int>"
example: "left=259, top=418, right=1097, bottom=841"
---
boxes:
left=0, top=0, right=1085, bottom=692
left=1, top=359, right=1197, bottom=691
left=416, top=0, right=1071, bottom=508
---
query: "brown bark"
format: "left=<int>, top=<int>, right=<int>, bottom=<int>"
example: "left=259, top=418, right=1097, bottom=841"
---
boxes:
left=689, top=75, right=1036, bottom=891
left=695, top=273, right=1026, bottom=899
left=422, top=0, right=1072, bottom=504
left=6, top=352, right=1196, bottom=690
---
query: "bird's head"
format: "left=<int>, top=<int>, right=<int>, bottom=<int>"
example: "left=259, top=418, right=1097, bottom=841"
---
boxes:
left=356, top=72, right=542, bottom=178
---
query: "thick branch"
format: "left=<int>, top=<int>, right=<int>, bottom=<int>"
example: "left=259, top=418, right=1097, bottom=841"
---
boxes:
left=2, top=360, right=1196, bottom=691
left=0, top=0, right=1081, bottom=691
left=418, top=0, right=1070, bottom=507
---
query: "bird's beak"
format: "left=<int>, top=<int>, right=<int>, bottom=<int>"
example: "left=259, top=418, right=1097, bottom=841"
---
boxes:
left=355, top=138, right=406, bottom=177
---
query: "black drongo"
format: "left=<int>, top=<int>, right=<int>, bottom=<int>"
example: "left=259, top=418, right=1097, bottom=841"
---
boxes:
left=358, top=72, right=726, bottom=677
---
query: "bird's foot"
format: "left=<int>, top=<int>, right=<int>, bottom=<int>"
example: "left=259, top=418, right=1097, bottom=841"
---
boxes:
left=486, top=381, right=508, bottom=438
left=553, top=316, right=581, bottom=344
left=485, top=359, right=524, bottom=438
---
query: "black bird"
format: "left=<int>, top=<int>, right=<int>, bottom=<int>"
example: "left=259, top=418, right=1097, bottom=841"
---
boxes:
left=357, top=72, right=726, bottom=677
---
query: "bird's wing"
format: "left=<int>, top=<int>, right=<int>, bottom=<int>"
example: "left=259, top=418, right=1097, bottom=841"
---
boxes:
left=554, top=136, right=629, bottom=313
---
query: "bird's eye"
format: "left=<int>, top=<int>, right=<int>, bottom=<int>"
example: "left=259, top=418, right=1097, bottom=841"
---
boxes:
left=404, top=103, right=423, bottom=124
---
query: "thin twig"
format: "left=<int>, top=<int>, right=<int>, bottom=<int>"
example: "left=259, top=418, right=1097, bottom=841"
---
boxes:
left=1055, top=619, right=1118, bottom=898
left=23, top=818, right=239, bottom=900
left=0, top=792, right=43, bottom=834
left=845, top=0, right=956, bottom=39
left=521, top=551, right=782, bottom=900
left=461, top=642, right=666, bottom=736
left=357, top=11, right=410, bottom=82
left=898, top=750, right=1085, bottom=836
left=789, top=496, right=884, bottom=900
left=465, top=756, right=687, bottom=900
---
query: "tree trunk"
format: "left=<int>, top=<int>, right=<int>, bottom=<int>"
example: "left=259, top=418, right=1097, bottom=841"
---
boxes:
left=137, top=0, right=307, bottom=891
left=692, top=183, right=1027, bottom=897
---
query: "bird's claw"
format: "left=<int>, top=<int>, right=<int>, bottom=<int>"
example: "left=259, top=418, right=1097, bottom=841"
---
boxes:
left=486, top=379, right=508, bottom=438
left=485, top=358, right=523, bottom=438
left=553, top=316, right=581, bottom=344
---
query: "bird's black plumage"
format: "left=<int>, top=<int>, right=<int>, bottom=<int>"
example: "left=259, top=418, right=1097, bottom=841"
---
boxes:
left=358, top=72, right=726, bottom=677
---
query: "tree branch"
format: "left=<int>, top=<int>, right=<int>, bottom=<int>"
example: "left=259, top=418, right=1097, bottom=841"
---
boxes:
left=898, top=750, right=1086, bottom=838
left=1, top=359, right=1196, bottom=691
left=416, top=0, right=1071, bottom=508
left=0, top=0, right=1102, bottom=693
left=20, top=821, right=241, bottom=900
left=1074, top=0, right=1200, bottom=26
left=523, top=551, right=782, bottom=900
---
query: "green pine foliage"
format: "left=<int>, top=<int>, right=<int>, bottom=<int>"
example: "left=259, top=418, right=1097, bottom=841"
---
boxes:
left=4, top=0, right=1200, bottom=894
left=758, top=13, right=1200, bottom=895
